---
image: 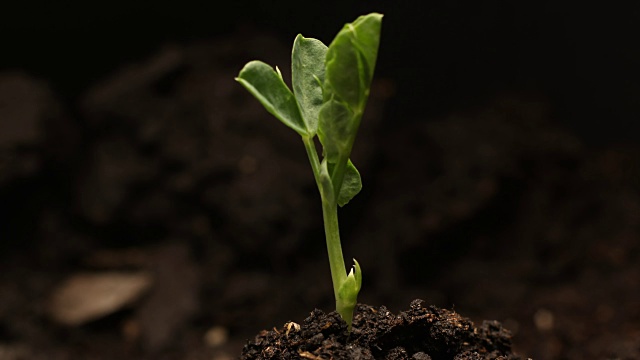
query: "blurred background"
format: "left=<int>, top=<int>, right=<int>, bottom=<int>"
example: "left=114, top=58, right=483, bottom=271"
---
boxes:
left=1, top=1, right=639, bottom=359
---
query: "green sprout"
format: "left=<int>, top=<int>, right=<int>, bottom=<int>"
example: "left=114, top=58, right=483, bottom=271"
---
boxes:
left=235, top=13, right=383, bottom=329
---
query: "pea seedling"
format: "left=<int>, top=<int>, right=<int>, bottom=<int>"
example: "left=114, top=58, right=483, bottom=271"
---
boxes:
left=236, top=13, right=382, bottom=329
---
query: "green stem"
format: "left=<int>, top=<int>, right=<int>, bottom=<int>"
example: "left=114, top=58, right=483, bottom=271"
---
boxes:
left=303, top=135, right=347, bottom=300
left=305, top=135, right=358, bottom=327
left=302, top=136, right=322, bottom=190
left=321, top=194, right=347, bottom=300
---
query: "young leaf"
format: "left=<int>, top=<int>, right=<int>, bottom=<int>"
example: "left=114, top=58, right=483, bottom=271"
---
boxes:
left=292, top=35, right=327, bottom=135
left=348, top=13, right=383, bottom=88
left=325, top=159, right=362, bottom=207
left=318, top=13, right=383, bottom=196
left=336, top=259, right=362, bottom=329
left=323, top=37, right=360, bottom=111
left=324, top=13, right=383, bottom=113
left=236, top=60, right=307, bottom=136
left=317, top=98, right=353, bottom=163
left=337, top=160, right=362, bottom=207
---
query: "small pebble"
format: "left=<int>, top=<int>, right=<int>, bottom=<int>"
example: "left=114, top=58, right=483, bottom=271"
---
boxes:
left=48, top=272, right=152, bottom=326
left=204, top=326, right=229, bottom=347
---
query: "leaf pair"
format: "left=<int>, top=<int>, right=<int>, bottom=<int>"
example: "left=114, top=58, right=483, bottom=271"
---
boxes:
left=235, top=35, right=326, bottom=137
left=236, top=13, right=383, bottom=207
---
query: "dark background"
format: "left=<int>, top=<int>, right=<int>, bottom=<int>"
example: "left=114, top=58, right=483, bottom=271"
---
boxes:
left=3, top=1, right=640, bottom=144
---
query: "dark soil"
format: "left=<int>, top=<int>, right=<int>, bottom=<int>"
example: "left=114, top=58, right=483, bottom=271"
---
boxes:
left=242, top=300, right=523, bottom=360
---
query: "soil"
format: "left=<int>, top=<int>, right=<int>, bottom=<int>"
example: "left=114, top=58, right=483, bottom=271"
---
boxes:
left=241, top=300, right=522, bottom=360
left=1, top=16, right=640, bottom=360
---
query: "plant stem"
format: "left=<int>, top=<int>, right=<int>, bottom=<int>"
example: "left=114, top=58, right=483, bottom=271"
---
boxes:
left=303, top=135, right=346, bottom=299
left=321, top=195, right=347, bottom=300
left=302, top=136, right=321, bottom=189
left=303, top=135, right=351, bottom=323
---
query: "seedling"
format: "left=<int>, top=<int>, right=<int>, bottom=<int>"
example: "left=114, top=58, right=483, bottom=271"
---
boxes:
left=236, top=13, right=382, bottom=329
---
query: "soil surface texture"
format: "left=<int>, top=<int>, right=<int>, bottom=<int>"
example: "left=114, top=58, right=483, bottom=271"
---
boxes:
left=242, top=300, right=523, bottom=360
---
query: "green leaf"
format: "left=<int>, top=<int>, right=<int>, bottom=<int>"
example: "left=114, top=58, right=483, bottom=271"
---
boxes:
left=236, top=60, right=307, bottom=136
left=337, top=160, right=362, bottom=207
left=324, top=39, right=360, bottom=111
left=318, top=13, right=382, bottom=197
left=350, top=13, right=383, bottom=87
left=317, top=98, right=353, bottom=163
left=324, top=13, right=383, bottom=113
left=292, top=35, right=327, bottom=135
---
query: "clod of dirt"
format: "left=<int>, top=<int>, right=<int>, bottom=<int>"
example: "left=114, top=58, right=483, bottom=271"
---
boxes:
left=241, top=300, right=527, bottom=360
